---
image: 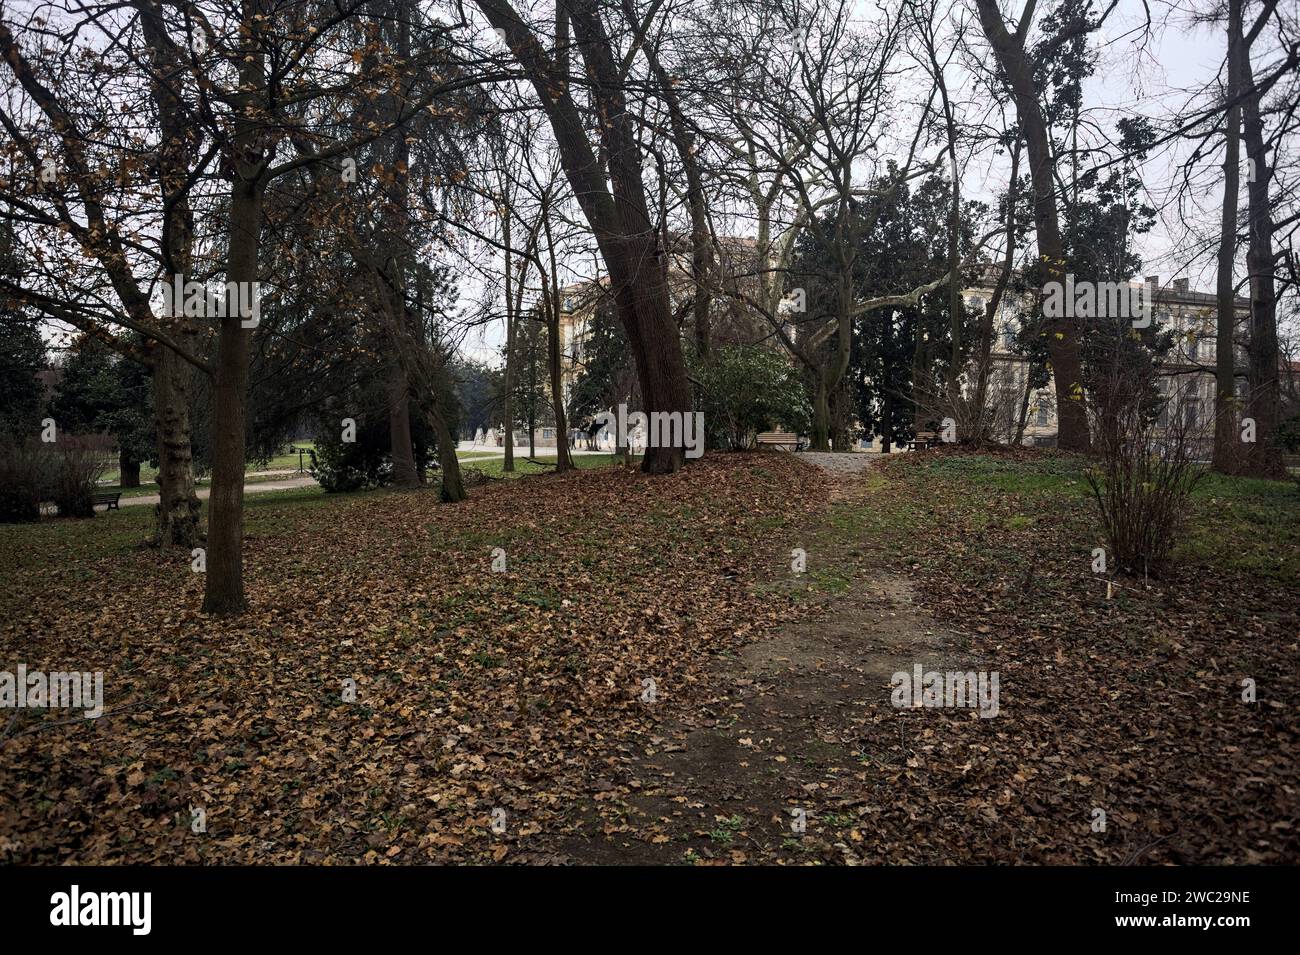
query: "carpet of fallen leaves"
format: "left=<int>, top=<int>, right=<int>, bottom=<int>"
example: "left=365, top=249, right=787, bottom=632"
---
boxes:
left=0, top=454, right=825, bottom=863
left=803, top=448, right=1299, bottom=864
left=2, top=448, right=1296, bottom=865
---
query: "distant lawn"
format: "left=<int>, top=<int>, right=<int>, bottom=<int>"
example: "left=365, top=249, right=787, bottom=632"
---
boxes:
left=99, top=442, right=316, bottom=484
left=98, top=470, right=316, bottom=499
left=461, top=454, right=625, bottom=480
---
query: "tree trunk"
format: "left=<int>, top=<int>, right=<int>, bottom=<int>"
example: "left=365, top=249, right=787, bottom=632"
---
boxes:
left=811, top=377, right=830, bottom=451
left=546, top=297, right=572, bottom=472
left=119, top=451, right=141, bottom=488
left=387, top=361, right=419, bottom=486
left=1014, top=366, right=1034, bottom=445
left=1238, top=19, right=1285, bottom=478
left=201, top=176, right=259, bottom=616
left=975, top=0, right=1089, bottom=452
left=202, top=35, right=263, bottom=616
left=541, top=204, right=573, bottom=473
left=423, top=392, right=465, bottom=502
left=151, top=328, right=201, bottom=548
left=629, top=12, right=712, bottom=359
left=502, top=214, right=516, bottom=474
left=476, top=0, right=691, bottom=475
left=141, top=3, right=202, bottom=547
left=1213, top=0, right=1243, bottom=474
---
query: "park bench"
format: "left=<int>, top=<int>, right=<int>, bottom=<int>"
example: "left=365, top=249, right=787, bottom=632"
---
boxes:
left=756, top=431, right=801, bottom=451
left=91, top=492, right=121, bottom=511
left=906, top=431, right=939, bottom=452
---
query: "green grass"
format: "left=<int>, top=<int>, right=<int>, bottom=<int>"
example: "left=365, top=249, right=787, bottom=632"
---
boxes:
left=99, top=442, right=317, bottom=485
left=0, top=484, right=330, bottom=582
left=462, top=454, right=623, bottom=480
left=1180, top=471, right=1300, bottom=579
left=98, top=469, right=315, bottom=499
left=919, top=452, right=1089, bottom=495
left=891, top=451, right=1300, bottom=583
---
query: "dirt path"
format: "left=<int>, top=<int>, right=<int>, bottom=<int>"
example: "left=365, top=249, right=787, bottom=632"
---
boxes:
left=548, top=453, right=982, bottom=864
left=113, top=475, right=318, bottom=508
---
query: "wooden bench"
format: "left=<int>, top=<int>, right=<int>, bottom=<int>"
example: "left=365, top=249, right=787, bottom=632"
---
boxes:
left=906, top=431, right=939, bottom=451
left=92, top=492, right=121, bottom=511
left=756, top=431, right=801, bottom=451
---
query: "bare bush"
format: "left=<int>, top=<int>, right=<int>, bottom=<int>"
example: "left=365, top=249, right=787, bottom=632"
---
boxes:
left=47, top=439, right=107, bottom=519
left=1085, top=354, right=1206, bottom=578
left=0, top=441, right=49, bottom=523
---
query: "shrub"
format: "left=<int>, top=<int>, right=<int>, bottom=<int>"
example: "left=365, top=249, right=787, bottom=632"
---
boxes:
left=692, top=345, right=811, bottom=450
left=310, top=414, right=434, bottom=493
left=0, top=441, right=47, bottom=523
left=1085, top=362, right=1204, bottom=578
left=0, top=439, right=105, bottom=521
left=48, top=441, right=107, bottom=518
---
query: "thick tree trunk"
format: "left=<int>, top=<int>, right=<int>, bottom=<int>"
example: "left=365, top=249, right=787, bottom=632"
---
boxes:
left=119, top=451, right=141, bottom=488
left=202, top=29, right=263, bottom=616
left=477, top=0, right=691, bottom=475
left=811, top=267, right=855, bottom=452
left=1213, top=0, right=1244, bottom=475
left=1238, top=24, right=1285, bottom=478
left=975, top=0, right=1089, bottom=452
left=151, top=330, right=201, bottom=547
left=378, top=3, right=420, bottom=489
left=811, top=378, right=830, bottom=451
left=423, top=395, right=465, bottom=502
left=388, top=362, right=419, bottom=487
left=140, top=3, right=202, bottom=547
left=201, top=176, right=259, bottom=616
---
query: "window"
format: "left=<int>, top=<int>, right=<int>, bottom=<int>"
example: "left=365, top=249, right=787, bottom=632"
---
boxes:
left=542, top=428, right=555, bottom=440
left=1234, top=378, right=1249, bottom=400
left=1184, top=399, right=1199, bottom=428
left=1035, top=403, right=1050, bottom=427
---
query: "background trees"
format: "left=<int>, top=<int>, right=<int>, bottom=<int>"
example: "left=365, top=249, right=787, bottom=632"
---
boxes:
left=48, top=337, right=155, bottom=486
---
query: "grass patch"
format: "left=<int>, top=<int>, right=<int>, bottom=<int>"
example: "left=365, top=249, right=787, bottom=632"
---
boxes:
left=465, top=454, right=622, bottom=480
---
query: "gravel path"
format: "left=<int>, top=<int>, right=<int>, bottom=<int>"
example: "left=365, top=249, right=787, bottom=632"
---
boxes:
left=794, top=451, right=882, bottom=477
